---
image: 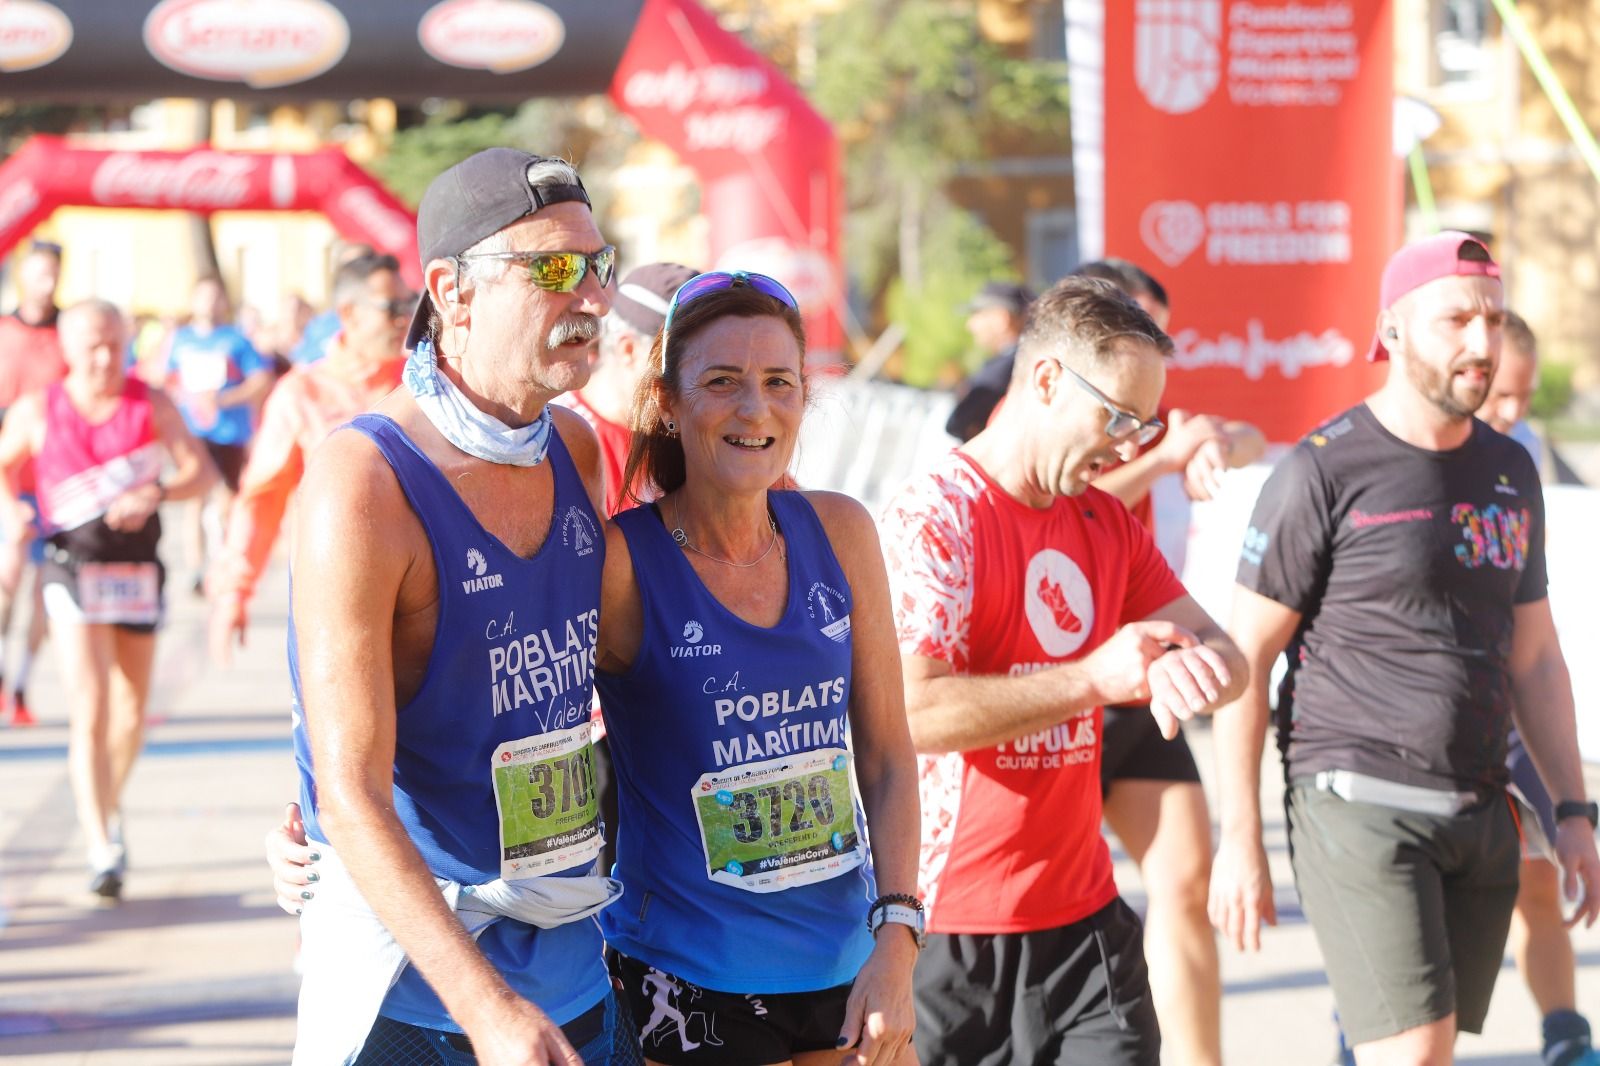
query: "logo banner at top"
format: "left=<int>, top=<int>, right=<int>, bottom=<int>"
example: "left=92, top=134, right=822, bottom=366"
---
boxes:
left=1071, top=0, right=1398, bottom=442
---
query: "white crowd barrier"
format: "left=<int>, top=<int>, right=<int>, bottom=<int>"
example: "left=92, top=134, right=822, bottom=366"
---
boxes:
left=793, top=376, right=958, bottom=515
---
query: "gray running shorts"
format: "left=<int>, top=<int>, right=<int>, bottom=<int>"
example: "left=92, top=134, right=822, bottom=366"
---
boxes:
left=1285, top=780, right=1519, bottom=1046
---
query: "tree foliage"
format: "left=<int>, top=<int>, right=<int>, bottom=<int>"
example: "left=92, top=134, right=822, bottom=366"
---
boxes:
left=809, top=0, right=1069, bottom=379
left=0, top=103, right=101, bottom=155
left=374, top=99, right=637, bottom=222
left=887, top=209, right=1018, bottom=387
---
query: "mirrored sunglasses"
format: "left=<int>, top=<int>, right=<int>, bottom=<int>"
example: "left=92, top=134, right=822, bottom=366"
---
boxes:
left=457, top=245, right=617, bottom=293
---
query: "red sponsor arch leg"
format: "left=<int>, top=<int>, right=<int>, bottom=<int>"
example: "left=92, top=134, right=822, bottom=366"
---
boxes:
left=0, top=135, right=421, bottom=290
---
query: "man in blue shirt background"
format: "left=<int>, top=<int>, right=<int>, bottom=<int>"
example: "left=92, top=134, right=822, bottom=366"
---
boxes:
left=165, top=276, right=273, bottom=592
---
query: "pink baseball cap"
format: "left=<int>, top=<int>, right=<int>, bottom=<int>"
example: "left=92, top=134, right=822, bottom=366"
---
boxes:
left=1368, top=231, right=1500, bottom=361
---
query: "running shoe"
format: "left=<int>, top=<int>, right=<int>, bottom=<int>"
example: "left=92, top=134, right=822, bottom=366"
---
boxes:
left=1545, top=1009, right=1599, bottom=1066
left=1548, top=1043, right=1600, bottom=1066
left=87, top=841, right=126, bottom=903
left=88, top=866, right=123, bottom=902
left=7, top=690, right=35, bottom=727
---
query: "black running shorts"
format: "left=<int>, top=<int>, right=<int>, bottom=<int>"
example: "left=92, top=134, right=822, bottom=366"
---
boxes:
left=613, top=953, right=852, bottom=1066
left=1099, top=704, right=1201, bottom=795
left=913, top=897, right=1160, bottom=1066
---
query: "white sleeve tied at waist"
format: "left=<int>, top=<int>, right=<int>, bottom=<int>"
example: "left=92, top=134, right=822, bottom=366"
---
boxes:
left=291, top=844, right=622, bottom=1066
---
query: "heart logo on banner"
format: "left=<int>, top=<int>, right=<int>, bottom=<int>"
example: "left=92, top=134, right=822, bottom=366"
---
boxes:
left=1139, top=201, right=1206, bottom=268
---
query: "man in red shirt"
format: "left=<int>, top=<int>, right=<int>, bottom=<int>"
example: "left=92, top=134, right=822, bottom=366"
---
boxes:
left=554, top=261, right=695, bottom=516
left=0, top=242, right=68, bottom=724
left=881, top=276, right=1246, bottom=1065
left=207, top=253, right=409, bottom=663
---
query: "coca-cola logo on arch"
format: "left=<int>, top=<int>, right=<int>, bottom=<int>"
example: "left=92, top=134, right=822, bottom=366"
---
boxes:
left=144, top=0, right=350, bottom=89
left=0, top=0, right=73, bottom=73
left=91, top=152, right=261, bottom=210
left=419, top=0, right=565, bottom=74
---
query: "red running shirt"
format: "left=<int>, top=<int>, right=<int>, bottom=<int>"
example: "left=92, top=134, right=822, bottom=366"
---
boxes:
left=881, top=451, right=1185, bottom=933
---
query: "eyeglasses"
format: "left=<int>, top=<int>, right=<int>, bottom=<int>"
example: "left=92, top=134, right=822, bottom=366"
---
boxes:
left=361, top=297, right=413, bottom=319
left=663, top=271, right=799, bottom=334
left=456, top=245, right=617, bottom=293
left=1053, top=360, right=1164, bottom=446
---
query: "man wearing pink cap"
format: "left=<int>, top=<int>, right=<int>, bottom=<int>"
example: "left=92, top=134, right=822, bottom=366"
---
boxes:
left=1209, top=232, right=1600, bottom=1065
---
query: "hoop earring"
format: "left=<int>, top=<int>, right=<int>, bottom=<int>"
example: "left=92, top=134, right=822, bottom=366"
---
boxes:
left=664, top=419, right=677, bottom=435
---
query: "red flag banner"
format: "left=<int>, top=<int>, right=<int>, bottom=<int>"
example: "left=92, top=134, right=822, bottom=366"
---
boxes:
left=610, top=0, right=842, bottom=354
left=1073, top=0, right=1398, bottom=441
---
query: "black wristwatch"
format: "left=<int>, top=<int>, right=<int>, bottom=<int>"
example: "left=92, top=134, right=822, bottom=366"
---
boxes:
left=1554, top=800, right=1600, bottom=829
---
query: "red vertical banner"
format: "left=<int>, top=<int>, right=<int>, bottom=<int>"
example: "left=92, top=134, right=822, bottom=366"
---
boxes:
left=609, top=0, right=842, bottom=359
left=1101, top=0, right=1396, bottom=441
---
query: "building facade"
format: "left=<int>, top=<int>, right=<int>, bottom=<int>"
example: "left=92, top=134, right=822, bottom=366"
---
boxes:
left=1397, top=0, right=1600, bottom=387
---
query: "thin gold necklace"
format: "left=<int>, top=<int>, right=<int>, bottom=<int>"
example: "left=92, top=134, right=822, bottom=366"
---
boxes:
left=669, top=496, right=781, bottom=568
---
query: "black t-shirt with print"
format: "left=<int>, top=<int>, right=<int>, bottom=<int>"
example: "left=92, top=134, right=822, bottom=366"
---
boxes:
left=1237, top=403, right=1547, bottom=790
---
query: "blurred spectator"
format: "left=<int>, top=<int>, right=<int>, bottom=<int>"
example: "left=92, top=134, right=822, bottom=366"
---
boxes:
left=128, top=312, right=179, bottom=387
left=289, top=242, right=376, bottom=366
left=165, top=276, right=274, bottom=593
left=1074, top=257, right=1172, bottom=330
left=944, top=280, right=1033, bottom=441
left=208, top=253, right=408, bottom=663
left=0, top=241, right=66, bottom=725
left=1478, top=309, right=1541, bottom=459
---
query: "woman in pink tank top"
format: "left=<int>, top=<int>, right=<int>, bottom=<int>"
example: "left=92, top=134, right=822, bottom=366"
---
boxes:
left=0, top=299, right=214, bottom=902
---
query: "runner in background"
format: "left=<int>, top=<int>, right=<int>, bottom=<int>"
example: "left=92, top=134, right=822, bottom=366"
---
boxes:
left=1476, top=312, right=1599, bottom=1066
left=0, top=241, right=68, bottom=725
left=289, top=242, right=377, bottom=367
left=207, top=253, right=409, bottom=665
left=0, top=300, right=213, bottom=900
left=164, top=276, right=274, bottom=594
left=1479, top=310, right=1543, bottom=460
left=255, top=293, right=315, bottom=377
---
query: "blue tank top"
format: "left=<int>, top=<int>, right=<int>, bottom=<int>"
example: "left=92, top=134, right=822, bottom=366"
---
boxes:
left=595, top=491, right=876, bottom=994
left=290, top=413, right=610, bottom=1031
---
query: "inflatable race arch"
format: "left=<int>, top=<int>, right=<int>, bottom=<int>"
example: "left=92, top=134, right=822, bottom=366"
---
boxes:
left=0, top=0, right=841, bottom=345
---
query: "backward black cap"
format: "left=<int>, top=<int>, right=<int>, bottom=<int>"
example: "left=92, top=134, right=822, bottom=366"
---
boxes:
left=404, top=148, right=591, bottom=351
